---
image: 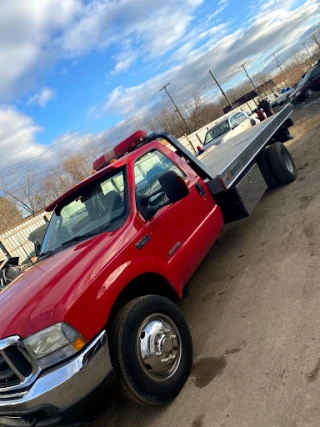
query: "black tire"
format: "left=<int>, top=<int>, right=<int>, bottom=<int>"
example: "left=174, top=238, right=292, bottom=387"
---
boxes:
left=257, top=149, right=280, bottom=188
left=110, top=295, right=193, bottom=405
left=266, top=142, right=297, bottom=184
left=304, top=88, right=313, bottom=99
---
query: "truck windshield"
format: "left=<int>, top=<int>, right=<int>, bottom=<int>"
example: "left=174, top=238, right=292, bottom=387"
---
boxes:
left=204, top=121, right=230, bottom=145
left=40, top=170, right=127, bottom=255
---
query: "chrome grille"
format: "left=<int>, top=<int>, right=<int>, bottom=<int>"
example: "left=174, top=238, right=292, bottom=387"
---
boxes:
left=0, top=354, right=20, bottom=388
left=0, top=336, right=40, bottom=395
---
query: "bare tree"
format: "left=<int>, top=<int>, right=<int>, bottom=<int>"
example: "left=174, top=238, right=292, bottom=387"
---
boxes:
left=145, top=92, right=223, bottom=138
left=0, top=196, right=22, bottom=234
left=0, top=166, right=44, bottom=215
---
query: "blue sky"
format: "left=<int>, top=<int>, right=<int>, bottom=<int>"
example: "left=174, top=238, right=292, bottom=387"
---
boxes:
left=0, top=0, right=319, bottom=172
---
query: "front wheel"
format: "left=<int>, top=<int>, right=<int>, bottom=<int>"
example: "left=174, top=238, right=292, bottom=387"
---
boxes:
left=305, top=88, right=313, bottom=99
left=110, top=295, right=193, bottom=405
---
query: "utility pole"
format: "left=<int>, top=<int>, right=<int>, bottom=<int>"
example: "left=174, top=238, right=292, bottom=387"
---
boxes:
left=207, top=70, right=234, bottom=110
left=159, top=83, right=191, bottom=134
left=302, top=42, right=313, bottom=66
left=291, top=50, right=300, bottom=67
left=239, top=62, right=259, bottom=93
left=273, top=52, right=284, bottom=74
left=311, top=34, right=320, bottom=50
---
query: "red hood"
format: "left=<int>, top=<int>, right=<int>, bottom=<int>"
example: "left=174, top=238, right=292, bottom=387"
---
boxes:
left=0, top=230, right=126, bottom=340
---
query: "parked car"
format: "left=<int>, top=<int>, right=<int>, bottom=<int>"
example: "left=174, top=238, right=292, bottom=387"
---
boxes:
left=276, top=88, right=294, bottom=105
left=290, top=65, right=320, bottom=103
left=203, top=111, right=256, bottom=150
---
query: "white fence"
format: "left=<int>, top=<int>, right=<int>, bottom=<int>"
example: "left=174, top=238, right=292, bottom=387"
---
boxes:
left=0, top=211, right=51, bottom=263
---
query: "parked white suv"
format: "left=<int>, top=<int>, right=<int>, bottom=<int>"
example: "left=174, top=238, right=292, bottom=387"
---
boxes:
left=203, top=111, right=255, bottom=150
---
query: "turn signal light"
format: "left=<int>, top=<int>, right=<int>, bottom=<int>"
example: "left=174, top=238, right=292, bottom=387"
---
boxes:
left=72, top=337, right=86, bottom=351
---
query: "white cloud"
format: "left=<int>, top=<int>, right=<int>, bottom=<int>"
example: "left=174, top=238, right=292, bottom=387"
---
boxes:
left=0, top=0, right=207, bottom=99
left=27, top=87, right=56, bottom=107
left=61, top=0, right=205, bottom=65
left=88, top=0, right=320, bottom=122
left=0, top=107, right=97, bottom=175
left=0, top=107, right=45, bottom=169
left=0, top=0, right=81, bottom=101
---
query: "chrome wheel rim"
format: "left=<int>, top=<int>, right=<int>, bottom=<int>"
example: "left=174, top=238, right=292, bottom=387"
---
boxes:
left=137, top=314, right=181, bottom=382
left=307, top=89, right=313, bottom=98
left=282, top=150, right=294, bottom=173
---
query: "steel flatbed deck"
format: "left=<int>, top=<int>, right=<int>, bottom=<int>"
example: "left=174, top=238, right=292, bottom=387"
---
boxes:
left=148, top=103, right=293, bottom=195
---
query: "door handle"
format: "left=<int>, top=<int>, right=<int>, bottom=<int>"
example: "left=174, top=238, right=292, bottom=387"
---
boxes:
left=195, top=183, right=206, bottom=197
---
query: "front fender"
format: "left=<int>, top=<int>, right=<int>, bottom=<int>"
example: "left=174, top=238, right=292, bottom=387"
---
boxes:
left=64, top=255, right=183, bottom=342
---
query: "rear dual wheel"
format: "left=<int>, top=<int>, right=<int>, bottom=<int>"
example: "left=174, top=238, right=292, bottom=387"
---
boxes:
left=110, top=295, right=193, bottom=405
left=258, top=142, right=297, bottom=188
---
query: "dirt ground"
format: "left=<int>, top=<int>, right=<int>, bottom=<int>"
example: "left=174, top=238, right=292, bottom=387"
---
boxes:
left=87, top=95, right=320, bottom=427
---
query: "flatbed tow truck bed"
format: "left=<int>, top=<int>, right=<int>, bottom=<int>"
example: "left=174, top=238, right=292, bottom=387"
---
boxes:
left=146, top=103, right=295, bottom=222
left=199, top=103, right=293, bottom=191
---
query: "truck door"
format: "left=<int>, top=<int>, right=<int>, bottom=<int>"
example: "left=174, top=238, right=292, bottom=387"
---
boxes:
left=133, top=148, right=222, bottom=288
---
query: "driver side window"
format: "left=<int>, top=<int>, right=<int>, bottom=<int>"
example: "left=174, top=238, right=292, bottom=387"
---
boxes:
left=134, top=150, right=185, bottom=217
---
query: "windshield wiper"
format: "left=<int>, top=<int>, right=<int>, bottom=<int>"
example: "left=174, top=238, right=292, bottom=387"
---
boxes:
left=61, top=225, right=112, bottom=247
left=37, top=250, right=55, bottom=261
left=61, top=233, right=97, bottom=247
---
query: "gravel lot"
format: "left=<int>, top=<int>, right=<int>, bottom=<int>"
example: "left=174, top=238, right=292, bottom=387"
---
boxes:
left=87, top=95, right=320, bottom=427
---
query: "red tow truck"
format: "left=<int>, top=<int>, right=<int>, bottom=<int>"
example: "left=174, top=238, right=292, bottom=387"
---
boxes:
left=0, top=105, right=296, bottom=426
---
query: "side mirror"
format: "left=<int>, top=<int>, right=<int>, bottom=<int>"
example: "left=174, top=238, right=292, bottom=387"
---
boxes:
left=34, top=242, right=41, bottom=257
left=159, top=171, right=189, bottom=203
left=231, top=123, right=239, bottom=130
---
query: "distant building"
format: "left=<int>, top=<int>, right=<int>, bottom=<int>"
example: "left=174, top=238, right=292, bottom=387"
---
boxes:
left=223, top=79, right=278, bottom=114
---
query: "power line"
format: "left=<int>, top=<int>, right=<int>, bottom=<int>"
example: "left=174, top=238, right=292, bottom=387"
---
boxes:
left=1, top=106, right=182, bottom=195
left=0, top=104, right=158, bottom=177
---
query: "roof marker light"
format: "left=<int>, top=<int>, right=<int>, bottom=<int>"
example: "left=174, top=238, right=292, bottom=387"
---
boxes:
left=93, top=130, right=147, bottom=171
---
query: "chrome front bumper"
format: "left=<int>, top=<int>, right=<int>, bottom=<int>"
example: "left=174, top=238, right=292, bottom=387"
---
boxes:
left=0, top=331, right=112, bottom=425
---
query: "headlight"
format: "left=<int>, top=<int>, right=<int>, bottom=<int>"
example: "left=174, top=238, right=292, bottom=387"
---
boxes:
left=23, top=323, right=86, bottom=369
